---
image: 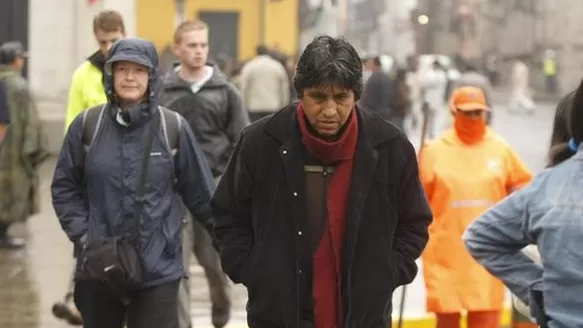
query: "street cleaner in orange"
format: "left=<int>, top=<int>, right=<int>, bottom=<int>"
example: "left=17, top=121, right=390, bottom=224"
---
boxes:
left=418, top=86, right=532, bottom=328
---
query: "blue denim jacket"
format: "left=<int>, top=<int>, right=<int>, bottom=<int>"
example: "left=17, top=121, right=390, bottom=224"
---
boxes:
left=463, top=151, right=583, bottom=328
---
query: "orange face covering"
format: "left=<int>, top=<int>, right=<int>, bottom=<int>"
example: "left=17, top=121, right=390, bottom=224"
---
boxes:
left=453, top=112, right=486, bottom=144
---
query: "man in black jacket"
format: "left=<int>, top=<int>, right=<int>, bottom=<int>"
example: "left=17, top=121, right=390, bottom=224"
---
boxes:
left=212, top=35, right=432, bottom=328
left=360, top=56, right=395, bottom=123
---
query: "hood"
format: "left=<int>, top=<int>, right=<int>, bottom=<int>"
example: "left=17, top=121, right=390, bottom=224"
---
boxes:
left=162, top=63, right=228, bottom=92
left=103, top=38, right=161, bottom=113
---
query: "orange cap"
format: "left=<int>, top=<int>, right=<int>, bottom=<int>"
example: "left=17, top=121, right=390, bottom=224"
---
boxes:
left=449, top=86, right=490, bottom=111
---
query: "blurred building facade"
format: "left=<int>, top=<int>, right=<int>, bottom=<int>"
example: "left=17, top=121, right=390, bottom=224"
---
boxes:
left=344, top=0, right=417, bottom=64
left=297, top=0, right=418, bottom=65
left=415, top=0, right=583, bottom=93
left=140, top=0, right=298, bottom=64
left=25, top=0, right=298, bottom=103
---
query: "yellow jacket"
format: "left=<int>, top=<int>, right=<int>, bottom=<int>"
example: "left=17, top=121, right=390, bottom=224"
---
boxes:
left=65, top=61, right=106, bottom=130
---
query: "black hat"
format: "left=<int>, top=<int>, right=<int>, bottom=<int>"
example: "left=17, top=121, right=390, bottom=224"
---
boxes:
left=0, top=41, right=28, bottom=64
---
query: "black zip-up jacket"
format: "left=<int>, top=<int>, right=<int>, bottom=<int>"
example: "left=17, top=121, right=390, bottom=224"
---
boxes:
left=211, top=104, right=432, bottom=327
left=160, top=66, right=249, bottom=177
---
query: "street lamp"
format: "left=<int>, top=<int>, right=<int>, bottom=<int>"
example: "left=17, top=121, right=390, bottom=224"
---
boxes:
left=418, top=14, right=429, bottom=25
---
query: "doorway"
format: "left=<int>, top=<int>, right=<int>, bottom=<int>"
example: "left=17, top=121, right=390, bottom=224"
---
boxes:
left=0, top=0, right=29, bottom=77
left=197, top=11, right=240, bottom=63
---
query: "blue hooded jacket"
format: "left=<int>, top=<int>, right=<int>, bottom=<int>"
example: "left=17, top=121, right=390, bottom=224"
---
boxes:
left=51, top=38, right=215, bottom=286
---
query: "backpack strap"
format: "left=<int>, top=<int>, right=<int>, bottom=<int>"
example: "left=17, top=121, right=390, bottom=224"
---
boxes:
left=158, top=106, right=181, bottom=155
left=82, top=105, right=107, bottom=149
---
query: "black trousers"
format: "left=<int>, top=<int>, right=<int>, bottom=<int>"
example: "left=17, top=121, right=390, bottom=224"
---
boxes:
left=74, top=280, right=180, bottom=328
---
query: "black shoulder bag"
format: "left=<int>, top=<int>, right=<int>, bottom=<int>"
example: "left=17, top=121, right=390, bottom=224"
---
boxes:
left=80, top=113, right=160, bottom=298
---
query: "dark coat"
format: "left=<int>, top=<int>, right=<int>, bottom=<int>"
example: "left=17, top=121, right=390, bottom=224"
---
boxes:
left=0, top=65, right=49, bottom=224
left=160, top=66, right=249, bottom=178
left=360, top=71, right=395, bottom=121
left=51, top=38, right=215, bottom=287
left=211, top=104, right=433, bottom=327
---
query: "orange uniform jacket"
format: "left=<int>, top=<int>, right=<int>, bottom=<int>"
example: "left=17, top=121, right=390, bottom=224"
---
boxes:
left=418, top=129, right=532, bottom=313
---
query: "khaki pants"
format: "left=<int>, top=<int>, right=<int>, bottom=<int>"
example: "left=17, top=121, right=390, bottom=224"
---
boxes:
left=178, top=215, right=230, bottom=328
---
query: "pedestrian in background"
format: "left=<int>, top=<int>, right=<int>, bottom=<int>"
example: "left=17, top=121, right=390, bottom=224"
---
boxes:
left=419, top=60, right=448, bottom=138
left=419, top=86, right=532, bottom=328
left=64, top=10, right=125, bottom=129
left=241, top=45, right=290, bottom=122
left=360, top=56, right=396, bottom=124
left=161, top=19, right=248, bottom=328
left=390, top=68, right=412, bottom=132
left=51, top=38, right=215, bottom=328
left=0, top=41, right=48, bottom=250
left=508, top=55, right=535, bottom=115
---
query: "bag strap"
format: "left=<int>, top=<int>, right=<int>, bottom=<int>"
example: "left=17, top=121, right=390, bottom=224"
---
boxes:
left=158, top=106, right=180, bottom=153
left=82, top=105, right=107, bottom=148
left=133, top=112, right=160, bottom=237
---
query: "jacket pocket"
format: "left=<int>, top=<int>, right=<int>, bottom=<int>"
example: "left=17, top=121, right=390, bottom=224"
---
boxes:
left=375, top=182, right=399, bottom=239
left=241, top=244, right=263, bottom=287
left=387, top=253, right=399, bottom=291
left=162, top=216, right=182, bottom=257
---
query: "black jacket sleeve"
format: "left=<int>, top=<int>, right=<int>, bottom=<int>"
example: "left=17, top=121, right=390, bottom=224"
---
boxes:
left=392, top=137, right=433, bottom=286
left=210, top=128, right=255, bottom=284
left=51, top=115, right=88, bottom=242
left=175, top=117, right=215, bottom=233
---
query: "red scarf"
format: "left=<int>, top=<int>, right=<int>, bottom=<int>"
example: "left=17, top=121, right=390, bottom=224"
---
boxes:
left=297, top=104, right=358, bottom=328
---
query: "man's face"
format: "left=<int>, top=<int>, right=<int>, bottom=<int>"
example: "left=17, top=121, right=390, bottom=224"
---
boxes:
left=300, top=84, right=355, bottom=138
left=112, top=61, right=150, bottom=105
left=12, top=56, right=25, bottom=72
left=95, top=29, right=124, bottom=56
left=173, top=29, right=209, bottom=69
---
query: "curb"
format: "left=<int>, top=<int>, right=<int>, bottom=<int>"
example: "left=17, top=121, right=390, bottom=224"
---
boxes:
left=389, top=307, right=512, bottom=327
left=189, top=307, right=513, bottom=328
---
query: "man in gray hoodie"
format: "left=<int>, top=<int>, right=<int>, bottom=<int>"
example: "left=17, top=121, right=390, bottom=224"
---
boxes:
left=160, top=20, right=249, bottom=328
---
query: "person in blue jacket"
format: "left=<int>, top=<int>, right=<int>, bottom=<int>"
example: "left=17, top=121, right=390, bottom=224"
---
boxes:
left=51, top=37, right=215, bottom=328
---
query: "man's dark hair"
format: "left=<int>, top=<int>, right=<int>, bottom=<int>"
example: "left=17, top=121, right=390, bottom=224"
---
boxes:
left=256, top=45, right=269, bottom=56
left=294, top=35, right=363, bottom=100
left=548, top=90, right=575, bottom=167
left=570, top=79, right=583, bottom=146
